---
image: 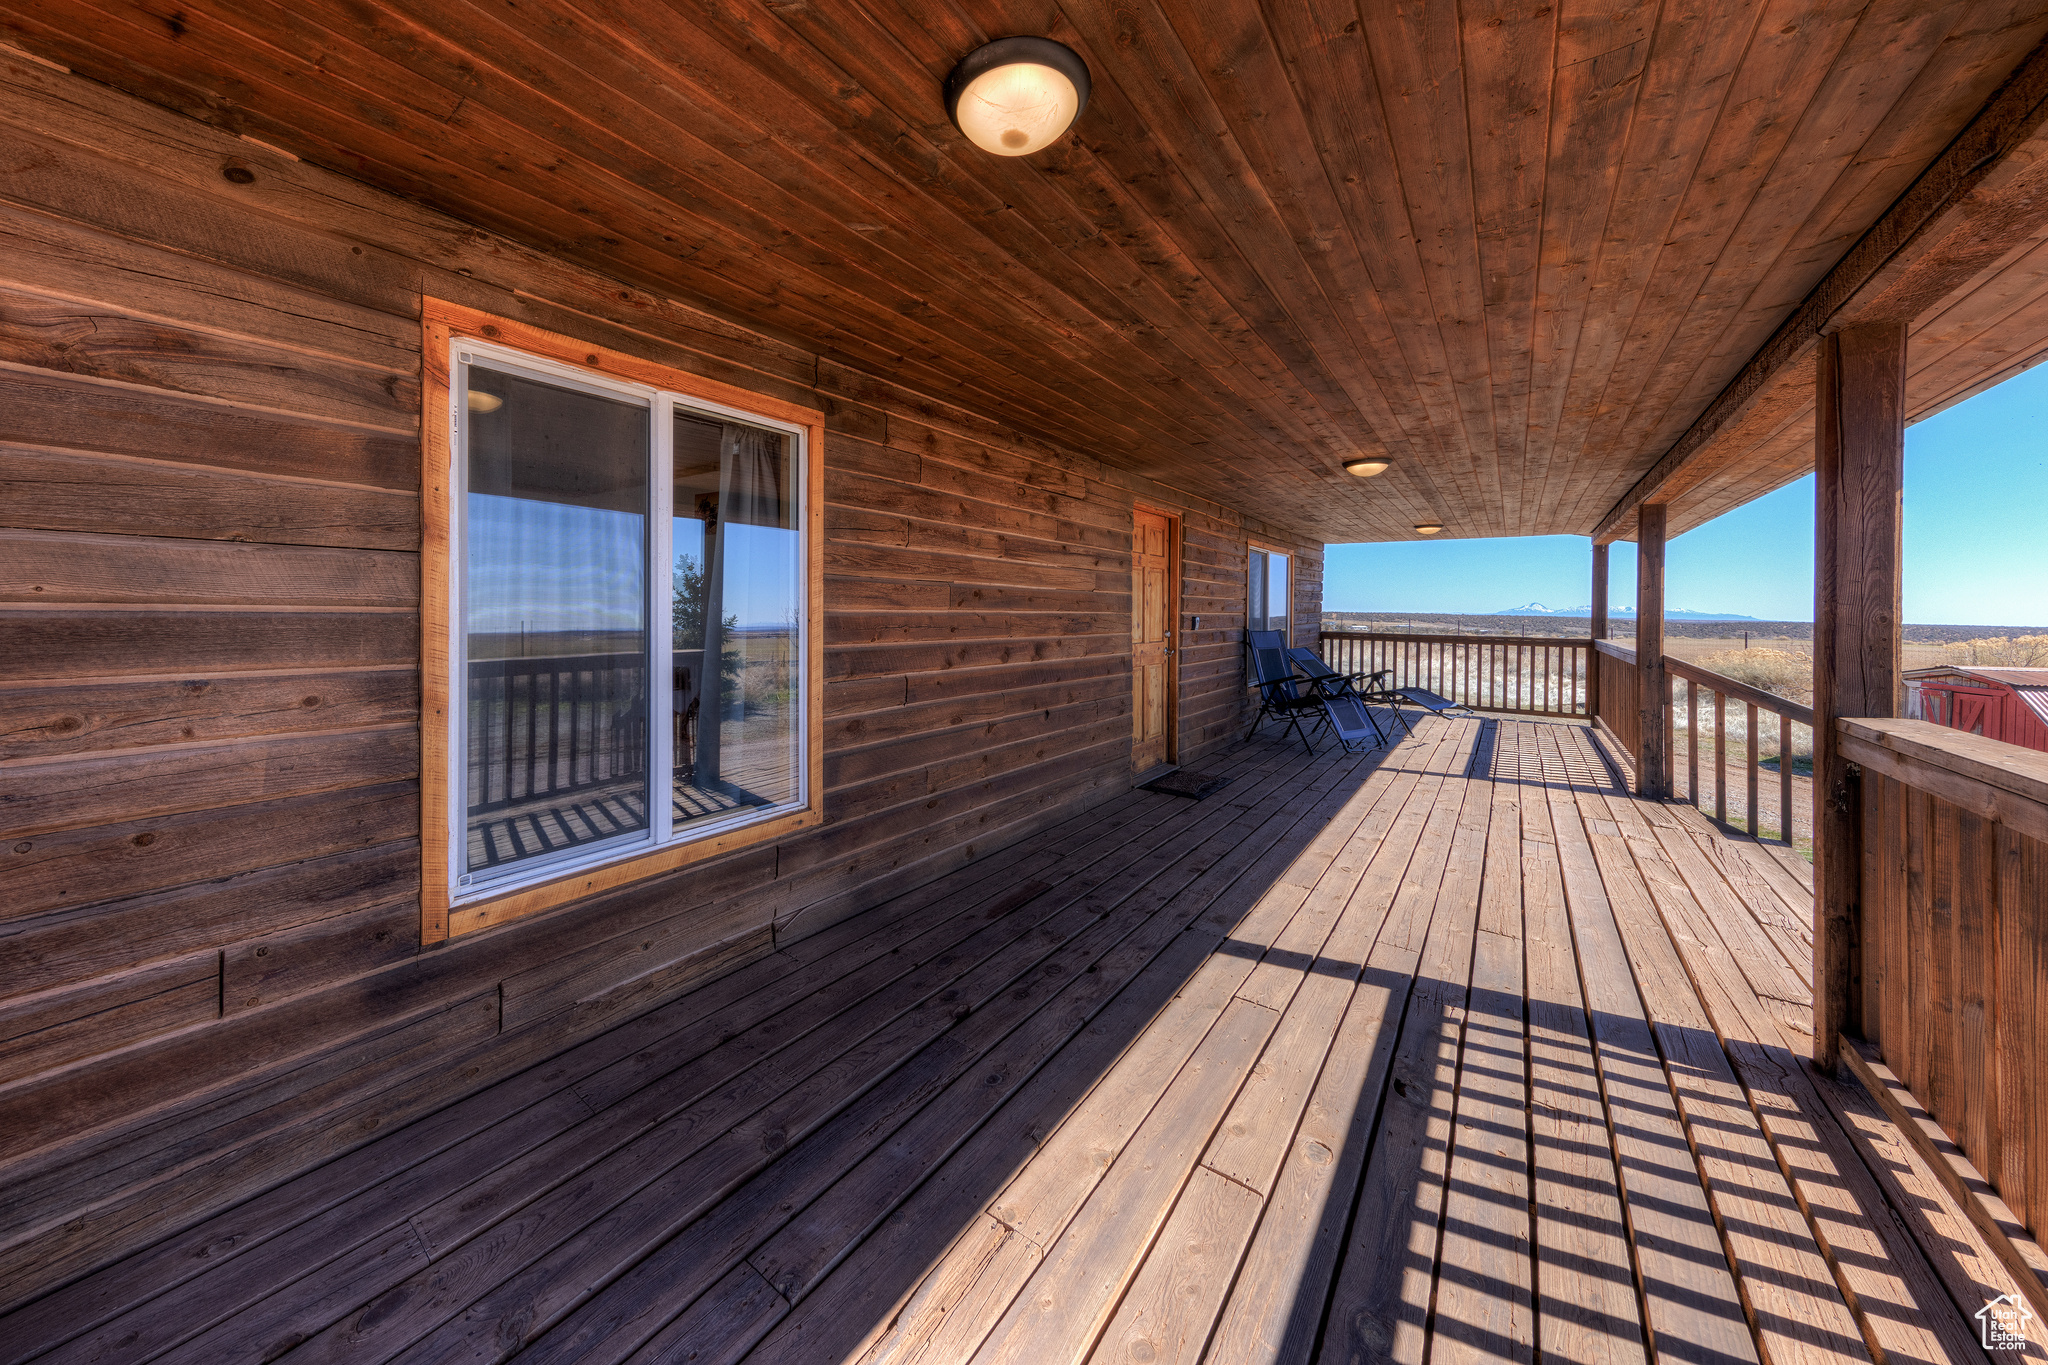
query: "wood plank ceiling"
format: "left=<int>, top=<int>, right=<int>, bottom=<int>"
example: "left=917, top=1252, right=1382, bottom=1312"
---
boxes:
left=6, top=0, right=2048, bottom=543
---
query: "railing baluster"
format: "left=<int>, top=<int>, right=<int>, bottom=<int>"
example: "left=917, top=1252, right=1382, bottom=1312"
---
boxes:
left=549, top=666, right=564, bottom=797
left=1779, top=711, right=1793, bottom=845
left=1688, top=681, right=1700, bottom=808
left=570, top=663, right=583, bottom=787
left=1714, top=690, right=1727, bottom=823
left=506, top=668, right=520, bottom=802
left=1746, top=701, right=1760, bottom=836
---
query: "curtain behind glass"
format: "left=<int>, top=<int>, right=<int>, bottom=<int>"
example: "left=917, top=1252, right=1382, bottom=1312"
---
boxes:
left=1247, top=548, right=1290, bottom=640
left=1249, top=550, right=1269, bottom=634
left=1267, top=551, right=1290, bottom=641
left=673, top=411, right=799, bottom=829
left=464, top=364, right=650, bottom=880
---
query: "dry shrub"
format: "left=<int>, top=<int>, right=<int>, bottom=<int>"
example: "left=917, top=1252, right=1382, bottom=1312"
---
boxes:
left=1692, top=647, right=1812, bottom=706
left=1941, top=634, right=2048, bottom=667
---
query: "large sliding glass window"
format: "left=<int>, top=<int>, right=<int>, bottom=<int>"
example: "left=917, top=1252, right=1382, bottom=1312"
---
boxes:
left=463, top=363, right=651, bottom=884
left=670, top=410, right=800, bottom=828
left=446, top=336, right=811, bottom=910
left=1248, top=546, right=1291, bottom=642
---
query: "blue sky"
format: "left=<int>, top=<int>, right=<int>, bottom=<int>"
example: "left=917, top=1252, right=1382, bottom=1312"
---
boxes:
left=468, top=497, right=798, bottom=635
left=1327, top=361, right=2048, bottom=626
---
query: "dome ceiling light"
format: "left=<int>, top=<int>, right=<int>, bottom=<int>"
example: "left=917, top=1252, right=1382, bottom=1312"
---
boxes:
left=1413, top=523, right=1444, bottom=535
left=1343, top=457, right=1391, bottom=477
left=945, top=37, right=1091, bottom=157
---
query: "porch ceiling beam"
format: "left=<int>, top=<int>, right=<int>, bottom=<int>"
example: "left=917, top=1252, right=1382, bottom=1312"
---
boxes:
left=1592, top=30, right=2048, bottom=544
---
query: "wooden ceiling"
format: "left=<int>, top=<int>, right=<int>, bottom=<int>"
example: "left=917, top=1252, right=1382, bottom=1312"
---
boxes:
left=8, top=0, right=2048, bottom=543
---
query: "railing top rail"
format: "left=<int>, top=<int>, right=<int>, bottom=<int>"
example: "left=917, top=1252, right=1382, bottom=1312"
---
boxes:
left=1319, top=630, right=1594, bottom=648
left=1592, top=640, right=1637, bottom=663
left=1664, top=656, right=1815, bottom=727
left=1840, top=717, right=2048, bottom=820
left=469, top=651, right=649, bottom=674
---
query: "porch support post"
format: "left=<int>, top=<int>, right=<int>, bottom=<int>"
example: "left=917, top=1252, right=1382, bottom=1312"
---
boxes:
left=1635, top=506, right=1668, bottom=799
left=1588, top=541, right=1609, bottom=718
left=1813, top=322, right=1906, bottom=1071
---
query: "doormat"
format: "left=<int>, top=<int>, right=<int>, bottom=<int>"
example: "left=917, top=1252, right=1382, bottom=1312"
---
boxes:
left=1141, top=770, right=1231, bottom=800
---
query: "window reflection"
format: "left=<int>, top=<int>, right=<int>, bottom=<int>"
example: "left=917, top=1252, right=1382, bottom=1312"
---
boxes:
left=463, top=364, right=650, bottom=880
left=672, top=411, right=800, bottom=830
left=1249, top=548, right=1290, bottom=641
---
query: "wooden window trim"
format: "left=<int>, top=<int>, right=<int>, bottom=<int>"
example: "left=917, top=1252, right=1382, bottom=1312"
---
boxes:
left=420, top=299, right=825, bottom=944
left=1246, top=538, right=1295, bottom=647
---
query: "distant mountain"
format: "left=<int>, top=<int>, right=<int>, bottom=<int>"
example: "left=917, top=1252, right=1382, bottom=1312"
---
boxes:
left=1495, top=601, right=1762, bottom=622
left=1495, top=602, right=1588, bottom=616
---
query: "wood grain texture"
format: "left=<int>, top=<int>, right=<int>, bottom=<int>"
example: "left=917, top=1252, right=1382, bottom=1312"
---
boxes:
left=1813, top=324, right=1905, bottom=1067
left=5, top=5, right=2048, bottom=542
left=1597, top=24, right=2048, bottom=540
left=0, top=667, right=417, bottom=761
left=17, top=8, right=2048, bottom=1349
left=1634, top=504, right=1668, bottom=800
left=0, top=53, right=1323, bottom=1314
left=0, top=443, right=418, bottom=550
left=2, top=720, right=2016, bottom=1365
left=1848, top=718, right=2048, bottom=1282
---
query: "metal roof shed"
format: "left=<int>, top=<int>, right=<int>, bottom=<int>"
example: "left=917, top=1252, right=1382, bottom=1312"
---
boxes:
left=1904, top=665, right=2048, bottom=754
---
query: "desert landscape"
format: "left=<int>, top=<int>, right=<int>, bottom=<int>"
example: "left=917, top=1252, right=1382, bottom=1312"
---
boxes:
left=1323, top=610, right=2048, bottom=672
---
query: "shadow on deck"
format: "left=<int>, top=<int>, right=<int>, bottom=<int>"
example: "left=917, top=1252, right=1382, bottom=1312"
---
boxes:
left=0, top=718, right=2019, bottom=1365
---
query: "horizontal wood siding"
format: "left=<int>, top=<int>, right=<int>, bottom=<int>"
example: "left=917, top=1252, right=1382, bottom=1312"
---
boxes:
left=1846, top=719, right=2048, bottom=1275
left=1594, top=641, right=1642, bottom=769
left=0, top=58, right=1319, bottom=1307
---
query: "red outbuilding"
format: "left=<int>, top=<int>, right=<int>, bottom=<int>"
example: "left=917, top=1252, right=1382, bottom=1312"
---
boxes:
left=1904, top=665, right=2048, bottom=754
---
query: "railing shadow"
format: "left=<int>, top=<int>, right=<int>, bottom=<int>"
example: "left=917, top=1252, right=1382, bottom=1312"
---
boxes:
left=35, top=714, right=1888, bottom=1365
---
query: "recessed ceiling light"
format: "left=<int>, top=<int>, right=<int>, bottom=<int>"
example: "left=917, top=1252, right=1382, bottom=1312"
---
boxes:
left=1343, top=457, right=1391, bottom=478
left=1413, top=523, right=1443, bottom=535
left=945, top=37, right=1091, bottom=156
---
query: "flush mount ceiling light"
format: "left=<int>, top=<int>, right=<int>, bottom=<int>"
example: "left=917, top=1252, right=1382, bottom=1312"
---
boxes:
left=1343, top=457, right=1391, bottom=478
left=466, top=391, right=504, bottom=414
left=1413, top=523, right=1443, bottom=535
left=945, top=37, right=1091, bottom=156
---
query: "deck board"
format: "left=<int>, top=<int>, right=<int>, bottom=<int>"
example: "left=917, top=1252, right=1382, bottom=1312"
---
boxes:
left=0, top=717, right=1998, bottom=1365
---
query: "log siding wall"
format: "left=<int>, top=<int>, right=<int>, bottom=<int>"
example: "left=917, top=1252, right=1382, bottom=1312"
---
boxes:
left=0, top=56, right=1322, bottom=1305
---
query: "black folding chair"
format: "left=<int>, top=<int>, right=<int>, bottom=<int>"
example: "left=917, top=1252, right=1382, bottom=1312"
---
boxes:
left=1245, top=631, right=1326, bottom=754
left=1320, top=693, right=1387, bottom=753
left=1391, top=688, right=1475, bottom=721
left=1285, top=647, right=1393, bottom=747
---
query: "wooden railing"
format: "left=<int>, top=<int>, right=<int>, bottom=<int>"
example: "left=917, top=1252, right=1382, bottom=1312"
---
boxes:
left=466, top=652, right=648, bottom=814
left=1667, top=657, right=1813, bottom=847
left=1317, top=632, right=1591, bottom=718
left=1839, top=718, right=2048, bottom=1311
left=1592, top=641, right=1639, bottom=758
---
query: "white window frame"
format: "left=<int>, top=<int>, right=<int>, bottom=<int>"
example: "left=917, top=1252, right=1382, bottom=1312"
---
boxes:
left=1248, top=541, right=1294, bottom=646
left=421, top=302, right=824, bottom=943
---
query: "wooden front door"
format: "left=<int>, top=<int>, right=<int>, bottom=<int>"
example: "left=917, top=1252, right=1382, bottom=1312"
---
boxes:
left=1132, top=508, right=1177, bottom=773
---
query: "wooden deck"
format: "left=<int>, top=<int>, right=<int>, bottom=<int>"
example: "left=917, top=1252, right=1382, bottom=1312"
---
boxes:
left=0, top=717, right=2019, bottom=1365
